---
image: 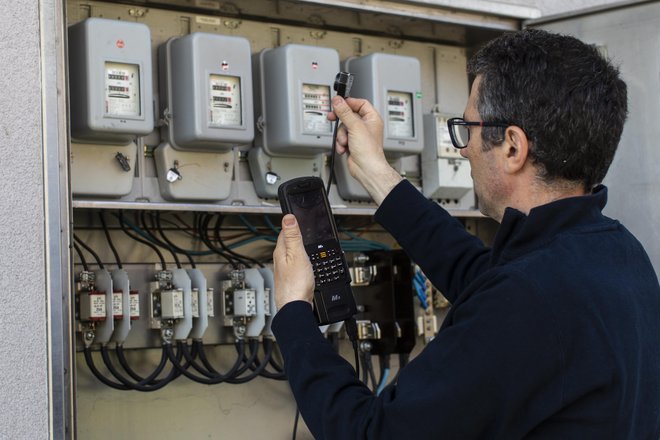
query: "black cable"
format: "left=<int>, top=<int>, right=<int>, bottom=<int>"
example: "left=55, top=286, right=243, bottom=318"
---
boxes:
left=155, top=211, right=196, bottom=268
left=141, top=211, right=182, bottom=269
left=326, top=120, right=341, bottom=196
left=197, top=213, right=241, bottom=268
left=195, top=340, right=245, bottom=381
left=225, top=339, right=262, bottom=383
left=100, top=345, right=177, bottom=392
left=292, top=407, right=300, bottom=440
left=227, top=339, right=274, bottom=384
left=344, top=317, right=360, bottom=380
left=73, top=242, right=89, bottom=271
left=83, top=346, right=130, bottom=390
left=73, top=234, right=104, bottom=269
left=115, top=344, right=170, bottom=384
left=213, top=214, right=265, bottom=268
left=117, top=211, right=167, bottom=270
left=364, top=352, right=377, bottom=391
left=99, top=211, right=122, bottom=269
left=164, top=342, right=237, bottom=385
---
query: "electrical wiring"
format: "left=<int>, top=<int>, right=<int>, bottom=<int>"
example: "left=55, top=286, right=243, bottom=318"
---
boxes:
left=140, top=211, right=182, bottom=269
left=73, top=242, right=89, bottom=271
left=253, top=339, right=287, bottom=380
left=413, top=270, right=430, bottom=309
left=117, top=211, right=167, bottom=270
left=376, top=368, right=390, bottom=396
left=73, top=234, right=104, bottom=269
left=164, top=340, right=249, bottom=385
left=99, top=211, right=122, bottom=269
left=115, top=344, right=169, bottom=383
left=154, top=211, right=196, bottom=268
left=213, top=214, right=265, bottom=268
left=197, top=213, right=243, bottom=268
left=225, top=339, right=273, bottom=384
left=326, top=119, right=341, bottom=195
left=194, top=340, right=246, bottom=381
left=99, top=344, right=181, bottom=392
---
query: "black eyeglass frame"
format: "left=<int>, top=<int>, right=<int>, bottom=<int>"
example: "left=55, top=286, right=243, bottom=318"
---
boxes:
left=447, top=117, right=511, bottom=149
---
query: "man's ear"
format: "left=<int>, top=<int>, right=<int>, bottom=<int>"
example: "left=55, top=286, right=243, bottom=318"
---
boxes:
left=501, top=126, right=529, bottom=174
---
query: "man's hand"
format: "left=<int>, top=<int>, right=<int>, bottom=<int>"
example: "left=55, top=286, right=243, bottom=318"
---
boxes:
left=329, top=96, right=403, bottom=205
left=273, top=214, right=315, bottom=310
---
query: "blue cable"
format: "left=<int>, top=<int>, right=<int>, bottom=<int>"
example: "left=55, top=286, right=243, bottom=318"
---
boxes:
left=376, top=368, right=390, bottom=396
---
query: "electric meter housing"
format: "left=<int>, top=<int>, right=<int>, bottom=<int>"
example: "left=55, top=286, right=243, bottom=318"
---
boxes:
left=253, top=44, right=339, bottom=156
left=159, top=33, right=254, bottom=151
left=68, top=18, right=154, bottom=144
left=345, top=53, right=424, bottom=155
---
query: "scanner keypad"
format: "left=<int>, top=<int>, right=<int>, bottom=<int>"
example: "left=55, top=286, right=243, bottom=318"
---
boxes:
left=310, top=248, right=345, bottom=285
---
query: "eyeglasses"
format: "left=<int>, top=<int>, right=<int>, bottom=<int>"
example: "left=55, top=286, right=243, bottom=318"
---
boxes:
left=447, top=117, right=510, bottom=149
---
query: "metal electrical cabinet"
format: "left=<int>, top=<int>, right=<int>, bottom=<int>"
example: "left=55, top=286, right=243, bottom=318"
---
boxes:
left=19, top=0, right=581, bottom=439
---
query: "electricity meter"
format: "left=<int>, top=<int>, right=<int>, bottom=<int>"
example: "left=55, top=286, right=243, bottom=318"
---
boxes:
left=155, top=33, right=252, bottom=201
left=422, top=112, right=474, bottom=207
left=253, top=44, right=339, bottom=156
left=68, top=18, right=154, bottom=143
left=249, top=44, right=339, bottom=198
left=158, top=33, right=254, bottom=150
left=344, top=53, right=424, bottom=154
left=334, top=53, right=423, bottom=201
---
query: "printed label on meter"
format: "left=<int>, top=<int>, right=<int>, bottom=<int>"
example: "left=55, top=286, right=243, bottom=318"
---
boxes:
left=209, top=74, right=242, bottom=127
left=302, top=83, right=331, bottom=134
left=387, top=91, right=414, bottom=139
left=105, top=62, right=141, bottom=117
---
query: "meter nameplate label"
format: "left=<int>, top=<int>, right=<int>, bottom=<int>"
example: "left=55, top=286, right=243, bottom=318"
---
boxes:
left=387, top=91, right=414, bottom=139
left=302, top=83, right=331, bottom=134
left=130, top=290, right=140, bottom=319
left=191, top=289, right=200, bottom=318
left=209, top=74, right=242, bottom=127
left=112, top=291, right=123, bottom=317
left=105, top=62, right=141, bottom=118
left=207, top=288, right=215, bottom=317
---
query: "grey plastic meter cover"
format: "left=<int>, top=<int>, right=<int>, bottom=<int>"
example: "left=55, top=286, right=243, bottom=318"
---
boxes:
left=253, top=44, right=340, bottom=157
left=68, top=18, right=154, bottom=144
left=159, top=33, right=254, bottom=151
left=345, top=53, right=424, bottom=155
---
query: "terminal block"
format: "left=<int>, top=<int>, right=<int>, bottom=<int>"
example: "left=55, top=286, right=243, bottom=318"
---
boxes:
left=148, top=270, right=181, bottom=338
left=221, top=269, right=257, bottom=339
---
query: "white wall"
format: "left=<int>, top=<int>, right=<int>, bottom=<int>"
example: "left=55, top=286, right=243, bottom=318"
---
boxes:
left=0, top=1, right=50, bottom=439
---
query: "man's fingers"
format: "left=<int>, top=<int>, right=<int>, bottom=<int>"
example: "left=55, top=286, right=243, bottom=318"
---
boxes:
left=331, top=96, right=364, bottom=130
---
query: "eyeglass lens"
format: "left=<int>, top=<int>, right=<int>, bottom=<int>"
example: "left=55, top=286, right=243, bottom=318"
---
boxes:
left=453, top=123, right=470, bottom=147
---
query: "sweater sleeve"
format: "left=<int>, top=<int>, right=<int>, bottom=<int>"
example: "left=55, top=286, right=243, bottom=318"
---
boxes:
left=374, top=180, right=491, bottom=303
left=272, top=272, right=565, bottom=439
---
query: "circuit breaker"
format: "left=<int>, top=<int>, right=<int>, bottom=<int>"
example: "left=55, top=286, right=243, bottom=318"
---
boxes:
left=155, top=33, right=254, bottom=201
left=249, top=44, right=339, bottom=198
left=422, top=112, right=474, bottom=208
left=68, top=18, right=153, bottom=197
left=335, top=53, right=424, bottom=201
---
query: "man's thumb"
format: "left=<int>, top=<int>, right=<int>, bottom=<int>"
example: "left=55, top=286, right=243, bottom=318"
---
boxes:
left=332, top=96, right=359, bottom=128
left=282, top=214, right=305, bottom=251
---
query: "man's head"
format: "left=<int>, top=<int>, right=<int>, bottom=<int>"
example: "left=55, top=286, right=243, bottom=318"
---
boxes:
left=466, top=29, right=628, bottom=192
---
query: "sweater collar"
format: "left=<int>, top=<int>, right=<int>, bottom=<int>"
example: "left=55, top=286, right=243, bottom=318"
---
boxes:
left=489, top=185, right=609, bottom=265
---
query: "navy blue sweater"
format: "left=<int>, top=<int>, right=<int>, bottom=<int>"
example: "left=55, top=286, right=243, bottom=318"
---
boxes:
left=272, top=180, right=660, bottom=439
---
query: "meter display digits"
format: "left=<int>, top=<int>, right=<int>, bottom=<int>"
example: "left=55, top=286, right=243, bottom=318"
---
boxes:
left=105, top=62, right=141, bottom=118
left=387, top=91, right=414, bottom=138
left=302, top=83, right=331, bottom=134
left=208, top=74, right=242, bottom=127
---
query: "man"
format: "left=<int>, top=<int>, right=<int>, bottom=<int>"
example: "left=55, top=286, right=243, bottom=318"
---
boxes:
left=271, top=29, right=660, bottom=439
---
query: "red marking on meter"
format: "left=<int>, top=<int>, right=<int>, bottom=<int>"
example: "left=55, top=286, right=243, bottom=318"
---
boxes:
left=116, top=39, right=125, bottom=49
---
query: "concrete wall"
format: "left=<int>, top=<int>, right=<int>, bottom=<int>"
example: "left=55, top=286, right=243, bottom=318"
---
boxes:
left=534, top=1, right=660, bottom=275
left=0, top=1, right=50, bottom=439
